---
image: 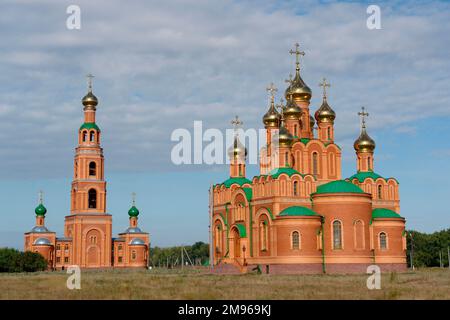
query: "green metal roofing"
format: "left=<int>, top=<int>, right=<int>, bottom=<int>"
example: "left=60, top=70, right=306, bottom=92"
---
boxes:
left=269, top=167, right=302, bottom=179
left=235, top=223, right=247, bottom=238
left=219, top=177, right=252, bottom=188
left=128, top=206, right=139, bottom=217
left=242, top=187, right=253, bottom=201
left=315, top=180, right=365, bottom=195
left=372, top=208, right=404, bottom=219
left=279, top=206, right=320, bottom=217
left=35, top=204, right=47, bottom=216
left=348, top=171, right=398, bottom=183
left=80, top=122, right=101, bottom=132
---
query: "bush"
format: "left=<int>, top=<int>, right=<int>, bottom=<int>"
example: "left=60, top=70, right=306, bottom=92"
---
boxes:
left=0, top=248, right=47, bottom=273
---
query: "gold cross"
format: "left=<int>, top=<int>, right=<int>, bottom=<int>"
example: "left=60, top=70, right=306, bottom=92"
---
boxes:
left=285, top=73, right=293, bottom=85
left=266, top=82, right=278, bottom=102
left=231, top=115, right=243, bottom=131
left=289, top=43, right=305, bottom=69
left=358, top=107, right=369, bottom=128
left=86, top=73, right=94, bottom=92
left=131, top=192, right=136, bottom=206
left=276, top=99, right=285, bottom=118
left=319, top=77, right=331, bottom=98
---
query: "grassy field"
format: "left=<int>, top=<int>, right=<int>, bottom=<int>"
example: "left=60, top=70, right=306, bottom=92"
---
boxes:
left=0, top=267, right=449, bottom=300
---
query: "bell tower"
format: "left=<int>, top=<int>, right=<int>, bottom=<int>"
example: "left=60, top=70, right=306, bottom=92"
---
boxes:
left=64, top=74, right=112, bottom=268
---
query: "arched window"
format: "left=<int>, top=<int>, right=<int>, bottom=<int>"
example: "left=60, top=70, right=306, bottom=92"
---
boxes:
left=90, top=131, right=95, bottom=142
left=82, top=131, right=87, bottom=142
left=88, top=189, right=97, bottom=208
left=292, top=231, right=300, bottom=250
left=333, top=220, right=342, bottom=249
left=293, top=181, right=298, bottom=196
left=354, top=220, right=364, bottom=249
left=131, top=250, right=137, bottom=260
left=118, top=244, right=123, bottom=251
left=327, top=127, right=331, bottom=140
left=379, top=232, right=387, bottom=250
left=312, top=152, right=318, bottom=177
left=89, top=162, right=96, bottom=176
left=377, top=185, right=382, bottom=200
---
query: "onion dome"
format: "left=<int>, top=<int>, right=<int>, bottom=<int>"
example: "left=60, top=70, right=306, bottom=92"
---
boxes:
left=290, top=70, right=312, bottom=102
left=82, top=91, right=98, bottom=109
left=283, top=97, right=302, bottom=120
left=35, top=203, right=47, bottom=216
left=263, top=99, right=281, bottom=128
left=128, top=205, right=140, bottom=217
left=314, top=97, right=336, bottom=123
left=309, top=115, right=315, bottom=129
left=354, top=126, right=376, bottom=152
left=273, top=120, right=294, bottom=147
left=124, top=226, right=143, bottom=233
left=228, top=135, right=247, bottom=159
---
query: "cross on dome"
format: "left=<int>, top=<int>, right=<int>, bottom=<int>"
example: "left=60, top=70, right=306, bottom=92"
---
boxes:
left=289, top=43, right=305, bottom=70
left=86, top=73, right=94, bottom=93
left=319, top=77, right=331, bottom=99
left=358, top=107, right=369, bottom=129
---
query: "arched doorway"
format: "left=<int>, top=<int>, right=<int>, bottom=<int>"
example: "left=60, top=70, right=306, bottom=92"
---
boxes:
left=231, top=227, right=240, bottom=258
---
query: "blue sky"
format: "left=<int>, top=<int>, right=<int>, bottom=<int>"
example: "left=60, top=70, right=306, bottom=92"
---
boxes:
left=0, top=0, right=449, bottom=248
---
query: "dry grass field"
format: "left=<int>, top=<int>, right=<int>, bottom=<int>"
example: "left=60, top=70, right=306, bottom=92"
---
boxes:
left=0, top=267, right=449, bottom=300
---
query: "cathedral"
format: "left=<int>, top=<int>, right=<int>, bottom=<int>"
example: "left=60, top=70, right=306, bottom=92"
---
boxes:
left=24, top=77, right=149, bottom=269
left=211, top=44, right=407, bottom=274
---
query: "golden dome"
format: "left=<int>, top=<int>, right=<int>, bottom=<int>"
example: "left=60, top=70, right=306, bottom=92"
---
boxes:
left=283, top=97, right=302, bottom=120
left=228, top=135, right=247, bottom=159
left=289, top=69, right=312, bottom=102
left=273, top=123, right=293, bottom=147
left=82, top=91, right=98, bottom=109
left=354, top=127, right=376, bottom=152
left=263, top=99, right=281, bottom=128
left=314, top=98, right=336, bottom=123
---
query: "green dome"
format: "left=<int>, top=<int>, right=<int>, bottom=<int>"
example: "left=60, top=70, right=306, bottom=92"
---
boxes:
left=372, top=208, right=403, bottom=219
left=35, top=204, right=47, bottom=216
left=279, top=206, right=320, bottom=217
left=128, top=206, right=139, bottom=217
left=315, top=180, right=364, bottom=195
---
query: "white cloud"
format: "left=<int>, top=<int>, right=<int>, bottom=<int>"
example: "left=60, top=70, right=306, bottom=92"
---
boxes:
left=0, top=0, right=449, bottom=178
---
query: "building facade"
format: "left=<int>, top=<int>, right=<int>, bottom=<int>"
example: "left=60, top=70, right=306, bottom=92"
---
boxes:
left=24, top=78, right=149, bottom=269
left=211, top=44, right=407, bottom=274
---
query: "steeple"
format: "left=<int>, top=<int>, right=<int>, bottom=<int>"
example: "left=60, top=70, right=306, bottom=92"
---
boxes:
left=71, top=75, right=107, bottom=214
left=263, top=83, right=281, bottom=129
left=288, top=43, right=312, bottom=102
left=354, top=107, right=376, bottom=172
left=228, top=116, right=247, bottom=178
left=128, top=192, right=140, bottom=229
left=315, top=77, right=336, bottom=142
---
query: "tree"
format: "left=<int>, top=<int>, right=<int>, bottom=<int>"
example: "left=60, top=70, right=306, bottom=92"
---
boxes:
left=0, top=248, right=47, bottom=273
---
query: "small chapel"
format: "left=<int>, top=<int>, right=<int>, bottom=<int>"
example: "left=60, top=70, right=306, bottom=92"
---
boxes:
left=211, top=44, right=407, bottom=274
left=24, top=76, right=150, bottom=269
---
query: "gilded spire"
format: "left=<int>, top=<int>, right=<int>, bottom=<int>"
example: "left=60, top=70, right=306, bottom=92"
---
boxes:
left=354, top=107, right=375, bottom=152
left=82, top=73, right=98, bottom=109
left=263, top=83, right=281, bottom=128
left=228, top=115, right=247, bottom=159
left=314, top=77, right=335, bottom=123
left=288, top=43, right=311, bottom=102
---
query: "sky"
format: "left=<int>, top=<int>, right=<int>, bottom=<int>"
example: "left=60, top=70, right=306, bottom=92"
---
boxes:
left=0, top=0, right=449, bottom=249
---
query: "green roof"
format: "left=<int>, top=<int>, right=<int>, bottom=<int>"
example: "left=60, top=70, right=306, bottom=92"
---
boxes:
left=348, top=171, right=398, bottom=183
left=235, top=223, right=247, bottom=238
left=35, top=204, right=47, bottom=216
left=279, top=206, right=320, bottom=217
left=128, top=206, right=139, bottom=217
left=269, top=167, right=302, bottom=179
left=372, top=208, right=404, bottom=219
left=219, top=177, right=252, bottom=188
left=299, top=138, right=310, bottom=145
left=315, top=180, right=365, bottom=195
left=80, top=122, right=101, bottom=132
left=242, top=187, right=253, bottom=201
